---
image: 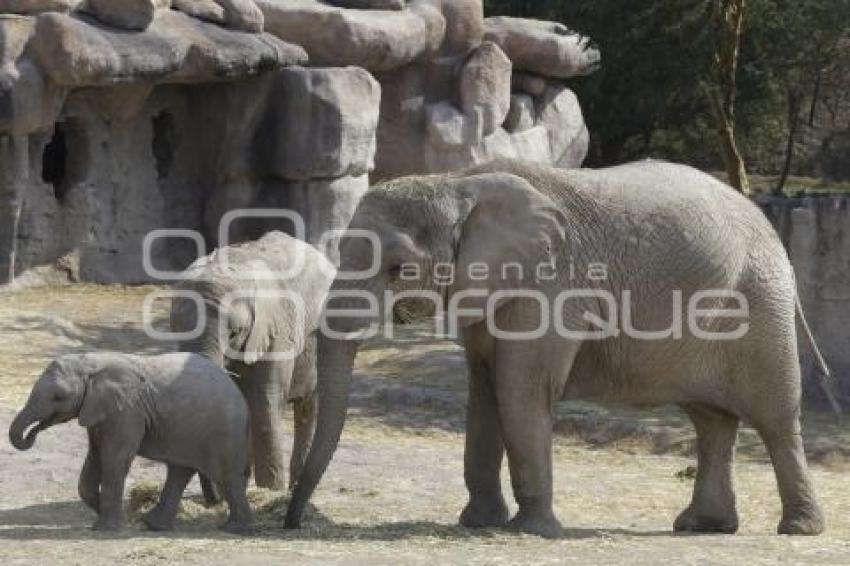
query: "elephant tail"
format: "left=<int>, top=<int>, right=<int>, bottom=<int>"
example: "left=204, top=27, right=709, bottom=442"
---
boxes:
left=795, top=295, right=843, bottom=421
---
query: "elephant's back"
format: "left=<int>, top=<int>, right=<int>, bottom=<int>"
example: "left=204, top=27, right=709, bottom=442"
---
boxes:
left=471, top=159, right=779, bottom=253
left=151, top=353, right=247, bottom=411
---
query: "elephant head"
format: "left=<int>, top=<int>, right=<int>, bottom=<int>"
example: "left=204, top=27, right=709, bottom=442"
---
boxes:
left=285, top=170, right=566, bottom=527
left=171, top=257, right=291, bottom=367
left=9, top=355, right=145, bottom=449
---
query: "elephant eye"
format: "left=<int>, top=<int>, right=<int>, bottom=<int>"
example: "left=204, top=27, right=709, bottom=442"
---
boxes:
left=388, top=265, right=403, bottom=279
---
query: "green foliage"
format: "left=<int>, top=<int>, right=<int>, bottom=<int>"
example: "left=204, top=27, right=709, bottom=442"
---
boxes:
left=484, top=0, right=850, bottom=175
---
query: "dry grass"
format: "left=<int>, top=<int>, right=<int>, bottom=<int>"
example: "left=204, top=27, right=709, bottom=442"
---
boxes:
left=2, top=285, right=850, bottom=564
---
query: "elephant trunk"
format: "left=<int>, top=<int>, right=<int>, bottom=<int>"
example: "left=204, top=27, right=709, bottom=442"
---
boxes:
left=9, top=405, right=44, bottom=451
left=177, top=322, right=226, bottom=367
left=284, top=335, right=359, bottom=528
left=194, top=332, right=225, bottom=367
left=172, top=293, right=226, bottom=367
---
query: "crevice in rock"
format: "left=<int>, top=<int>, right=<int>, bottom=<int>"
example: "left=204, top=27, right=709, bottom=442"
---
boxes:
left=41, top=120, right=90, bottom=203
left=152, top=111, right=177, bottom=180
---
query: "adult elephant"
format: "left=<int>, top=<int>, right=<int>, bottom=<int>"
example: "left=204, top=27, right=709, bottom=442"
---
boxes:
left=171, top=231, right=334, bottom=492
left=285, top=160, right=828, bottom=538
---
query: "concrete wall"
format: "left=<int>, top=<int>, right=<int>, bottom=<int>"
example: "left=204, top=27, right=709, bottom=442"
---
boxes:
left=759, top=195, right=850, bottom=406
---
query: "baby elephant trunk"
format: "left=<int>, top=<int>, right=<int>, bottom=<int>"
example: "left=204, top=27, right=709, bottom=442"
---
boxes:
left=8, top=406, right=46, bottom=451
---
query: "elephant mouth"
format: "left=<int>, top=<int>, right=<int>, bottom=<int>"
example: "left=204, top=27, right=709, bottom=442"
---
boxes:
left=22, top=413, right=67, bottom=443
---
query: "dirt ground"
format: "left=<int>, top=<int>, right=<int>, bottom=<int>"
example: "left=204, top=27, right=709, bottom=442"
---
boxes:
left=1, top=285, right=850, bottom=565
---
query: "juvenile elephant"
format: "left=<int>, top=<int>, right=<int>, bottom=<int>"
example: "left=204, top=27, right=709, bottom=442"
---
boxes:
left=8, top=352, right=252, bottom=533
left=287, top=160, right=828, bottom=537
left=171, top=231, right=335, bottom=492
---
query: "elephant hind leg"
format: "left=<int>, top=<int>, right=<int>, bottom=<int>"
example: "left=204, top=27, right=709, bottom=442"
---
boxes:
left=674, top=403, right=739, bottom=534
left=733, top=326, right=824, bottom=535
left=220, top=474, right=253, bottom=535
left=199, top=473, right=223, bottom=506
left=142, top=465, right=193, bottom=532
left=757, top=418, right=824, bottom=535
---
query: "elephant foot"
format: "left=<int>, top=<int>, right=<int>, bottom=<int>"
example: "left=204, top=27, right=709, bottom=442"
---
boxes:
left=141, top=509, right=175, bottom=532
left=778, top=506, right=825, bottom=536
left=459, top=496, right=510, bottom=528
left=674, top=506, right=738, bottom=534
left=80, top=493, right=100, bottom=513
left=221, top=519, right=255, bottom=536
left=507, top=509, right=564, bottom=539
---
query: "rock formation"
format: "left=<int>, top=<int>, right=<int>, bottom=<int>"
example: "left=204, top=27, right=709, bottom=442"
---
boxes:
left=0, top=1, right=599, bottom=285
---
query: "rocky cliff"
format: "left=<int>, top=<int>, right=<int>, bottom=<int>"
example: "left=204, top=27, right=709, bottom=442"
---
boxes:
left=0, top=0, right=598, bottom=285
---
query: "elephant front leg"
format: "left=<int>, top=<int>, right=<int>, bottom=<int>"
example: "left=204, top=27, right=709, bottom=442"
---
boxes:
left=289, top=393, right=317, bottom=490
left=459, top=352, right=509, bottom=528
left=498, top=396, right=560, bottom=539
left=92, top=429, right=141, bottom=531
left=78, top=440, right=100, bottom=512
left=674, top=403, right=740, bottom=534
left=493, top=336, right=581, bottom=539
left=239, top=360, right=292, bottom=491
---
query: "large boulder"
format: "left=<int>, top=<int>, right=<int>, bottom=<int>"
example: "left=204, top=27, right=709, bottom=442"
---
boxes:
left=511, top=70, right=546, bottom=96
left=0, top=0, right=80, bottom=14
left=459, top=41, right=511, bottom=137
left=263, top=66, right=381, bottom=180
left=484, top=16, right=600, bottom=79
left=32, top=11, right=306, bottom=86
left=172, top=0, right=226, bottom=25
left=426, top=100, right=478, bottom=148
left=537, top=84, right=588, bottom=167
left=85, top=0, right=172, bottom=31
left=1, top=16, right=65, bottom=134
left=503, top=93, right=534, bottom=133
left=507, top=125, right=551, bottom=164
left=0, top=59, right=65, bottom=134
left=0, top=15, right=33, bottom=64
left=433, top=0, right=483, bottom=55
left=256, top=175, right=370, bottom=265
left=214, top=0, right=264, bottom=32
left=257, top=0, right=445, bottom=71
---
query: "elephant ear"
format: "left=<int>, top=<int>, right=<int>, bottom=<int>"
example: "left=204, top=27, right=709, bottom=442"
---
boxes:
left=239, top=262, right=294, bottom=365
left=451, top=173, right=566, bottom=326
left=78, top=365, right=147, bottom=428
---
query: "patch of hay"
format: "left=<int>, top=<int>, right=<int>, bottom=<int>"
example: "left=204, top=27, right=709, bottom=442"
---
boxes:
left=128, top=481, right=161, bottom=513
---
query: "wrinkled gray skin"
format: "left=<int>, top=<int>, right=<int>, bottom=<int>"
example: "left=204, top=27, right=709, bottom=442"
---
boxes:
left=171, top=232, right=334, bottom=495
left=287, top=160, right=825, bottom=538
left=9, top=352, right=252, bottom=533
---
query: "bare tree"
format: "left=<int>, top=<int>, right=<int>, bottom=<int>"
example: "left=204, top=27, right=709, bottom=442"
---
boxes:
left=706, top=0, right=750, bottom=195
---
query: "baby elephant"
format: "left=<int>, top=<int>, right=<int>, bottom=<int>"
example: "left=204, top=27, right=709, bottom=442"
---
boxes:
left=8, top=352, right=252, bottom=533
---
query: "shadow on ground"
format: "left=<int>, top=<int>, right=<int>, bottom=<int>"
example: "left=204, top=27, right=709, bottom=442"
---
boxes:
left=0, top=497, right=674, bottom=543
